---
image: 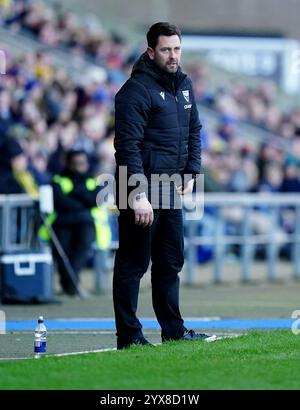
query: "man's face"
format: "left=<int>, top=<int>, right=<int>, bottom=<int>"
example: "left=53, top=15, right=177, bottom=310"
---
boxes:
left=147, top=35, right=181, bottom=74
left=69, top=153, right=89, bottom=174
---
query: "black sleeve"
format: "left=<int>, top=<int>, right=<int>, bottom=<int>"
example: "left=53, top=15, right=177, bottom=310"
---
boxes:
left=114, top=79, right=151, bottom=177
left=52, top=182, right=85, bottom=211
left=71, top=186, right=101, bottom=208
left=184, top=81, right=202, bottom=176
left=0, top=138, right=23, bottom=167
left=5, top=138, right=23, bottom=159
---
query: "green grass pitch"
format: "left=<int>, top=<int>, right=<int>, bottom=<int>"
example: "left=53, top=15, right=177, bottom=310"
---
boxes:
left=1, top=330, right=300, bottom=390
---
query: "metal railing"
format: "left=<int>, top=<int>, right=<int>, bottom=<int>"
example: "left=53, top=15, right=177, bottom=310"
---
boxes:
left=184, top=193, right=300, bottom=284
left=99, top=193, right=300, bottom=287
left=3, top=192, right=300, bottom=288
left=0, top=194, right=39, bottom=252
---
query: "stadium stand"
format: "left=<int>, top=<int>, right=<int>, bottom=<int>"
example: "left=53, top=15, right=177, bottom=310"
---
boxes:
left=1, top=0, right=300, bottom=284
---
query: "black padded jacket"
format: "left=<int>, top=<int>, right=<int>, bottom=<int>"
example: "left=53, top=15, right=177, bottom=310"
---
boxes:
left=114, top=52, right=202, bottom=181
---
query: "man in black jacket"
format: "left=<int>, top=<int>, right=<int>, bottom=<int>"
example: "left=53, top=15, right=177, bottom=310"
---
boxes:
left=113, top=22, right=215, bottom=349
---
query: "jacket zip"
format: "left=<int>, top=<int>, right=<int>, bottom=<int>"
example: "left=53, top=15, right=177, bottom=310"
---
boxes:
left=174, top=92, right=181, bottom=174
left=172, top=75, right=186, bottom=175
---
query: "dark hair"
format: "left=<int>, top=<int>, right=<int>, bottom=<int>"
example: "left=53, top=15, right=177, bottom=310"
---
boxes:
left=147, top=22, right=181, bottom=49
left=65, top=149, right=87, bottom=164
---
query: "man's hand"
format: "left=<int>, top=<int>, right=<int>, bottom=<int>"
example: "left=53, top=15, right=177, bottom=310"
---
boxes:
left=176, top=178, right=195, bottom=195
left=132, top=195, right=154, bottom=227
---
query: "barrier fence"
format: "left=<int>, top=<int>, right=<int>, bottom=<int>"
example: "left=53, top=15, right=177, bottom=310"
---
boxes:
left=1, top=193, right=300, bottom=289
left=0, top=194, right=39, bottom=252
left=184, top=193, right=300, bottom=284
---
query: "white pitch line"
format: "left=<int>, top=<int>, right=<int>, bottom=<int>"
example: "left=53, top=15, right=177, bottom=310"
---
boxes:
left=205, top=333, right=243, bottom=342
left=49, top=334, right=245, bottom=356
left=0, top=347, right=117, bottom=361
left=0, top=333, right=245, bottom=361
left=49, top=347, right=117, bottom=357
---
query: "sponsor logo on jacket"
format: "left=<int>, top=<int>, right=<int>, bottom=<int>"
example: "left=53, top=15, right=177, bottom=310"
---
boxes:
left=182, top=90, right=189, bottom=102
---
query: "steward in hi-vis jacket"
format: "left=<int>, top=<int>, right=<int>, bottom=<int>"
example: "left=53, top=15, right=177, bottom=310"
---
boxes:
left=40, top=149, right=111, bottom=295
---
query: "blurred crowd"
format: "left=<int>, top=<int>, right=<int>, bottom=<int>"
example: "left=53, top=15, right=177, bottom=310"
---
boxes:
left=1, top=0, right=300, bottom=262
left=187, top=64, right=300, bottom=195
left=0, top=0, right=130, bottom=67
left=0, top=48, right=119, bottom=187
left=1, top=1, right=300, bottom=196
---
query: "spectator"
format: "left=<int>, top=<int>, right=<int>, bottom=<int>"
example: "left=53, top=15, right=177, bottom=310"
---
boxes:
left=0, top=130, right=38, bottom=196
left=49, top=149, right=111, bottom=295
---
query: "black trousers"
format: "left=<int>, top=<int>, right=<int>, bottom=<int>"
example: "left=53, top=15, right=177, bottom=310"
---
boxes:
left=53, top=222, right=95, bottom=291
left=113, top=208, right=185, bottom=340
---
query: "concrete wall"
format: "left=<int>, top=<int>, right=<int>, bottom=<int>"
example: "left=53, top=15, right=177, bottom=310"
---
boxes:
left=47, top=0, right=300, bottom=39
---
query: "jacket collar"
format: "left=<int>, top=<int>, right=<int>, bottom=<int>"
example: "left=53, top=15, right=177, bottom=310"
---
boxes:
left=131, top=52, right=187, bottom=94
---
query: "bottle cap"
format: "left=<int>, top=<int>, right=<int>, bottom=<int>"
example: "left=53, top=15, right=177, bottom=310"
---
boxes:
left=38, top=316, right=44, bottom=323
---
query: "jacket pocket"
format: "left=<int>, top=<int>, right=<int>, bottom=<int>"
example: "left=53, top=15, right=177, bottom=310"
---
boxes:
left=150, top=151, right=177, bottom=173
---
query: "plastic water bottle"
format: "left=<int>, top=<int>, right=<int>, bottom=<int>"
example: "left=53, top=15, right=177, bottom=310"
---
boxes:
left=34, top=316, right=47, bottom=358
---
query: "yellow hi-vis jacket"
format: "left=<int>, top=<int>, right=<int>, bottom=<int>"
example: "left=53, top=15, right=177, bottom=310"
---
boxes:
left=38, top=175, right=112, bottom=251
